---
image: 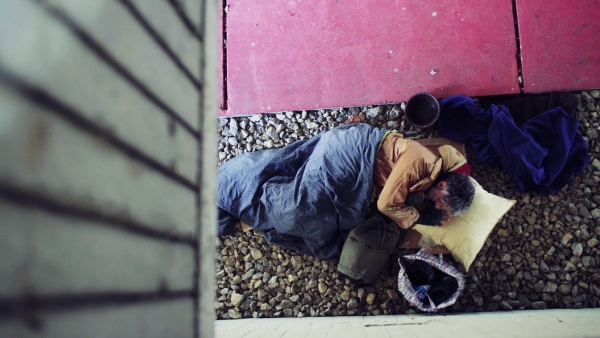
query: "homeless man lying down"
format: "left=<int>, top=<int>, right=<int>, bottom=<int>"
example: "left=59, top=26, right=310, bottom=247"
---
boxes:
left=218, top=123, right=475, bottom=262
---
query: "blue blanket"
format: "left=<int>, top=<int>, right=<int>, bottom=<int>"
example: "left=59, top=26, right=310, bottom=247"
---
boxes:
left=437, top=95, right=588, bottom=195
left=218, top=124, right=387, bottom=262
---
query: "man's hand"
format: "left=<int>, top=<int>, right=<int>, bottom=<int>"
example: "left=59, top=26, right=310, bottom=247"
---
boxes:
left=342, top=115, right=365, bottom=124
left=415, top=206, right=444, bottom=226
left=406, top=191, right=426, bottom=206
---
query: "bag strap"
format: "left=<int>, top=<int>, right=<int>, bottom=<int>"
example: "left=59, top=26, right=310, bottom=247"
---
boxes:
left=418, top=247, right=445, bottom=264
left=414, top=249, right=466, bottom=281
left=409, top=288, right=439, bottom=312
left=424, top=292, right=438, bottom=311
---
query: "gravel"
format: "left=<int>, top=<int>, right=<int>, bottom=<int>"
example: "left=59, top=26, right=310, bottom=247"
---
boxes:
left=216, top=90, right=600, bottom=319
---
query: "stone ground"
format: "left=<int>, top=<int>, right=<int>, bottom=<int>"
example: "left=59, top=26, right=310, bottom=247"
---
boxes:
left=215, top=90, right=600, bottom=319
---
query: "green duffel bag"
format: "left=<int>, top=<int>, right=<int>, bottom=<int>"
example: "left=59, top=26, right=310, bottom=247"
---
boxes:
left=337, top=211, right=405, bottom=284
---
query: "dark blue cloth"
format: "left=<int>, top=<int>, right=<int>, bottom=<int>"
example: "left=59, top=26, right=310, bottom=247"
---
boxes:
left=437, top=95, right=588, bottom=195
left=218, top=124, right=387, bottom=262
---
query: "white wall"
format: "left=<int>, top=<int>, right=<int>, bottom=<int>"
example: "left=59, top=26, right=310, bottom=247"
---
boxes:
left=0, top=0, right=218, bottom=337
left=215, top=309, right=600, bottom=338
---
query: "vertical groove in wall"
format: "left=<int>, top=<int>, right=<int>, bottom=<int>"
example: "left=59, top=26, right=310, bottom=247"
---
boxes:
left=0, top=291, right=194, bottom=318
left=117, top=0, right=203, bottom=90
left=193, top=0, right=206, bottom=334
left=0, top=183, right=198, bottom=246
left=2, top=1, right=207, bottom=335
left=35, top=0, right=201, bottom=139
left=165, top=0, right=203, bottom=42
left=0, top=68, right=199, bottom=192
left=511, top=0, right=525, bottom=94
left=197, top=0, right=219, bottom=337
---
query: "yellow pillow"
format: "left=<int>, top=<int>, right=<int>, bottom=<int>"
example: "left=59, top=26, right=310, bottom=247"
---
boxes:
left=413, top=177, right=516, bottom=271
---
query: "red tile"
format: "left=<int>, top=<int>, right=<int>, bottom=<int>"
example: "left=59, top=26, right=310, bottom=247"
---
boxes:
left=221, top=0, right=519, bottom=117
left=517, top=0, right=600, bottom=93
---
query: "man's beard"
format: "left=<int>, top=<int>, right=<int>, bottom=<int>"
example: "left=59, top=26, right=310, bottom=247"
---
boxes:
left=427, top=187, right=452, bottom=213
left=426, top=186, right=440, bottom=201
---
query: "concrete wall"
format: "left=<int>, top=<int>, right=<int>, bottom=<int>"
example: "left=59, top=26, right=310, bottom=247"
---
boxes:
left=0, top=0, right=218, bottom=337
left=215, top=309, right=600, bottom=338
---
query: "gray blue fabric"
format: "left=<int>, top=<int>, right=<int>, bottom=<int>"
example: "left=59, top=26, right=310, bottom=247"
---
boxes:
left=218, top=124, right=387, bottom=262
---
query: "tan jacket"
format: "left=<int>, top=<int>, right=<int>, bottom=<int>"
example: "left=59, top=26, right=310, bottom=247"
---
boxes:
left=373, top=133, right=467, bottom=229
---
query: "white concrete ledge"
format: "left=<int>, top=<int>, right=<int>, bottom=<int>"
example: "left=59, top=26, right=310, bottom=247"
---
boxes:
left=215, top=309, right=600, bottom=338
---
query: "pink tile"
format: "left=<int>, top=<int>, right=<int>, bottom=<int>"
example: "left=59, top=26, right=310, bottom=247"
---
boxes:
left=221, top=0, right=519, bottom=116
left=517, top=0, right=600, bottom=93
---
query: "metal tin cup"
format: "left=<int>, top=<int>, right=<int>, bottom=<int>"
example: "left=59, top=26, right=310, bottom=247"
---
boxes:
left=405, top=92, right=441, bottom=128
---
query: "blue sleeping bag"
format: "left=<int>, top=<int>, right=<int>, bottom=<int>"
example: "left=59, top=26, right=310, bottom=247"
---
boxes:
left=218, top=123, right=386, bottom=262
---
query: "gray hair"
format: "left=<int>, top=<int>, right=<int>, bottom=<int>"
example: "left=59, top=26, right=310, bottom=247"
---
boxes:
left=441, top=173, right=475, bottom=215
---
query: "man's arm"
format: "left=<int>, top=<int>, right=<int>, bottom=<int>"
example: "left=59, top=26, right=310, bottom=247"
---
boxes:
left=376, top=150, right=436, bottom=229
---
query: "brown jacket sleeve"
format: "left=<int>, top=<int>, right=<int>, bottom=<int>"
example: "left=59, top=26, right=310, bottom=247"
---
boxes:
left=438, top=145, right=468, bottom=172
left=376, top=142, right=438, bottom=229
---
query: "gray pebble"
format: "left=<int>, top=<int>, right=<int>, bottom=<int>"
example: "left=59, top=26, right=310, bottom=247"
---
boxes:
left=544, top=282, right=558, bottom=293
left=499, top=301, right=513, bottom=310
left=531, top=301, right=547, bottom=310
left=306, top=121, right=319, bottom=129
left=366, top=106, right=383, bottom=119
left=340, top=290, right=350, bottom=301
left=582, top=91, right=594, bottom=103
left=572, top=243, right=584, bottom=257
left=231, top=292, right=244, bottom=307
left=558, top=284, right=572, bottom=295
left=565, top=261, right=577, bottom=272
left=318, top=282, right=328, bottom=294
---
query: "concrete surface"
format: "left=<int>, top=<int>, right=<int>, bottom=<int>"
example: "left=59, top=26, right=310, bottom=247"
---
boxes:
left=215, top=308, right=600, bottom=338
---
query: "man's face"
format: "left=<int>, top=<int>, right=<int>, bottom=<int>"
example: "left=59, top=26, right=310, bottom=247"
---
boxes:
left=427, top=181, right=449, bottom=211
